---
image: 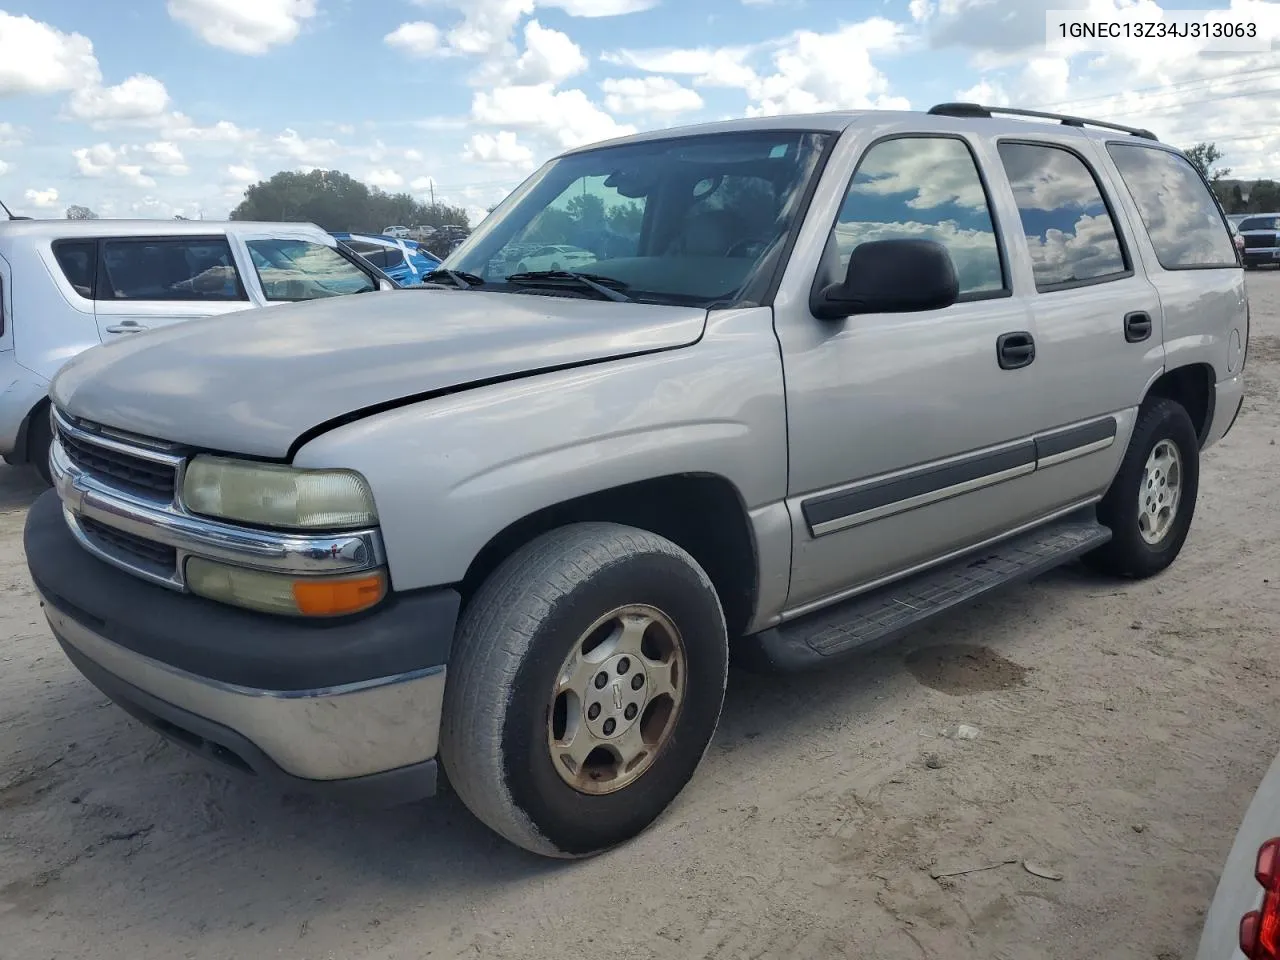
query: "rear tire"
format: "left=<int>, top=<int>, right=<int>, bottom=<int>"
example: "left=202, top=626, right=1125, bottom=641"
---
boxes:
left=440, top=522, right=728, bottom=858
left=1084, top=397, right=1199, bottom=579
left=27, top=404, right=54, bottom=487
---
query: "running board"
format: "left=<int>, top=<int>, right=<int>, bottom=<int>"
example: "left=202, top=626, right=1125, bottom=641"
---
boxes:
left=740, top=513, right=1112, bottom=673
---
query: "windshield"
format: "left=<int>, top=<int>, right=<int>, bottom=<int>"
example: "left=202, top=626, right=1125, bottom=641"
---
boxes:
left=246, top=238, right=377, bottom=300
left=443, top=130, right=832, bottom=305
left=1240, top=216, right=1278, bottom=232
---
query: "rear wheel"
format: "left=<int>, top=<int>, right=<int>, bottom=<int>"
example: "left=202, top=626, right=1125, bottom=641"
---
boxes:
left=440, top=522, right=728, bottom=858
left=1084, top=397, right=1199, bottom=578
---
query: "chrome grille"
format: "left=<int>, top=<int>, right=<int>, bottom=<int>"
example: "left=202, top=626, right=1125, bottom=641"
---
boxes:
left=55, top=419, right=178, bottom=499
left=77, top=515, right=178, bottom=574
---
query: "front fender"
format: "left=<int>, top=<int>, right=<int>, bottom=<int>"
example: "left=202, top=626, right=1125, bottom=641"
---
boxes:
left=292, top=307, right=787, bottom=591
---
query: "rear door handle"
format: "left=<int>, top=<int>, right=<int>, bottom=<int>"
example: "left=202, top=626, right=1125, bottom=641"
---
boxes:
left=104, top=321, right=148, bottom=334
left=1124, top=311, right=1153, bottom=343
left=996, top=331, right=1035, bottom=370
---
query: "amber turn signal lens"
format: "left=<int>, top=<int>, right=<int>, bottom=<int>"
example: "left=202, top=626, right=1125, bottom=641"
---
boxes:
left=292, top=572, right=387, bottom=617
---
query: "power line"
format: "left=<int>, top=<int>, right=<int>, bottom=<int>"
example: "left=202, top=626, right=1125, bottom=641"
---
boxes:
left=1032, top=61, right=1280, bottom=112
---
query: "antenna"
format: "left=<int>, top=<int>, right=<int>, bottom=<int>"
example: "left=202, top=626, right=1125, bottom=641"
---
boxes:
left=0, top=198, right=31, bottom=220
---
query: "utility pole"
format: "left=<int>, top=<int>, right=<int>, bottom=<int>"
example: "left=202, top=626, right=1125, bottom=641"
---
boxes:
left=430, top=179, right=435, bottom=206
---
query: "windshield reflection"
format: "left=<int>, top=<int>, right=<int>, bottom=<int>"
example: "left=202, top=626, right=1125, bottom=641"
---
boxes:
left=444, top=130, right=832, bottom=306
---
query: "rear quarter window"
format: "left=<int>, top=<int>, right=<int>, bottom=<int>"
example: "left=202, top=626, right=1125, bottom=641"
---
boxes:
left=1106, top=143, right=1238, bottom=269
left=53, top=240, right=97, bottom=299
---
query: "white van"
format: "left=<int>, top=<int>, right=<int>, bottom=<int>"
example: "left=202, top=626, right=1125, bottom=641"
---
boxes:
left=0, top=219, right=394, bottom=482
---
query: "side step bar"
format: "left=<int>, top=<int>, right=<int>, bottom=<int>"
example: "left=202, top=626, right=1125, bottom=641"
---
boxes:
left=740, top=512, right=1112, bottom=672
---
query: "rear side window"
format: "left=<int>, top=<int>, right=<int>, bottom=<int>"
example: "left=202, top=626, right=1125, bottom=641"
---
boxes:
left=831, top=135, right=1006, bottom=298
left=53, top=240, right=97, bottom=299
left=1106, top=144, right=1237, bottom=270
left=997, top=142, right=1128, bottom=290
left=100, top=237, right=246, bottom=301
left=246, top=238, right=376, bottom=300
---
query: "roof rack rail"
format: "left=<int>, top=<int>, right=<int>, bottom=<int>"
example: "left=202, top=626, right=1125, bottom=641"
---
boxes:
left=927, top=102, right=1158, bottom=142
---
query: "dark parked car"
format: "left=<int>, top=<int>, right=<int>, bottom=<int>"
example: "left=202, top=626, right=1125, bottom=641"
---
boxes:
left=1237, top=214, right=1280, bottom=269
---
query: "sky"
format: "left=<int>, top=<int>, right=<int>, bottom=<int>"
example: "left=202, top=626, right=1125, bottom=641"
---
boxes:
left=1, top=0, right=1278, bottom=226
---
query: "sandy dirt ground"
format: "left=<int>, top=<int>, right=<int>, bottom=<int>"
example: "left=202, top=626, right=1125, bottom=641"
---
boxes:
left=2, top=270, right=1279, bottom=960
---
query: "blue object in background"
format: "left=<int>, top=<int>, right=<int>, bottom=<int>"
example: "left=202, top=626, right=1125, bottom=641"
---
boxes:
left=331, top=232, right=441, bottom=287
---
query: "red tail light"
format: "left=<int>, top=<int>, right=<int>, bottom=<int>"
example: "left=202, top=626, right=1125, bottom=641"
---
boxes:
left=1241, top=837, right=1280, bottom=959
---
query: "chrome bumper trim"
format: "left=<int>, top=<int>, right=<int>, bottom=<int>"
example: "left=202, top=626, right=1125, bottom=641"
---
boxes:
left=42, top=592, right=445, bottom=781
left=50, top=436, right=385, bottom=590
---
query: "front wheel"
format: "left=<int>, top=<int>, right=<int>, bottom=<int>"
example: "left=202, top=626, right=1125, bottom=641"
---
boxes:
left=440, top=522, right=728, bottom=858
left=1084, top=397, right=1200, bottom=578
left=28, top=404, right=54, bottom=487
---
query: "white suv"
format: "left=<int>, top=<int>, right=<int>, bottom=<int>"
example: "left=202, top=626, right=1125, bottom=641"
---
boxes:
left=0, top=219, right=392, bottom=483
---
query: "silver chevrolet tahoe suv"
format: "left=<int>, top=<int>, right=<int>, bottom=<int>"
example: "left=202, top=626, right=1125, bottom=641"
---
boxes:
left=24, top=103, right=1249, bottom=858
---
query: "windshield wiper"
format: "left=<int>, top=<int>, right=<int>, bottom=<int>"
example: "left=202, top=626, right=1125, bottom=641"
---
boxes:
left=421, top=267, right=484, bottom=289
left=505, top=270, right=633, bottom=303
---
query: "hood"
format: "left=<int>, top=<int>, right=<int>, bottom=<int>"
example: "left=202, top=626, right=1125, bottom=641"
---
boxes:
left=51, top=290, right=707, bottom=458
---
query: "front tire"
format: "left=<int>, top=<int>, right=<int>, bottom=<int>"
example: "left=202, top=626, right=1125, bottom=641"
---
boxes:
left=1084, top=397, right=1200, bottom=578
left=440, top=522, right=728, bottom=858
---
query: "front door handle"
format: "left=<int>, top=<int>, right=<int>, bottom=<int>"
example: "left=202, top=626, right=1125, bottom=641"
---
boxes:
left=996, top=331, right=1036, bottom=370
left=104, top=321, right=148, bottom=334
left=1124, top=311, right=1153, bottom=343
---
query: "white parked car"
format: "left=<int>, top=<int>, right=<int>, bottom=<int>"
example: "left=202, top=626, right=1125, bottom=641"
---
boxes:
left=1195, top=750, right=1280, bottom=959
left=511, top=243, right=596, bottom=273
left=0, top=218, right=393, bottom=484
left=382, top=225, right=411, bottom=239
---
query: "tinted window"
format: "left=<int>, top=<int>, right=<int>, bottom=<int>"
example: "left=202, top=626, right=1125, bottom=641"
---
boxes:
left=832, top=136, right=1005, bottom=297
left=53, top=240, right=96, bottom=299
left=383, top=247, right=406, bottom=270
left=1106, top=144, right=1237, bottom=269
left=246, top=239, right=376, bottom=300
left=1240, top=216, right=1279, bottom=232
left=997, top=142, right=1127, bottom=290
left=449, top=130, right=829, bottom=303
left=100, top=238, right=245, bottom=301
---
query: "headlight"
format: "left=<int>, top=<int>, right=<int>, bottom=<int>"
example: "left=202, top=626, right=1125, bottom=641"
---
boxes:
left=186, top=557, right=387, bottom=617
left=183, top=456, right=377, bottom=529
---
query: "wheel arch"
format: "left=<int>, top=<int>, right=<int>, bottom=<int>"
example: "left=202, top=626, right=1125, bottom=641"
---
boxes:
left=1143, top=362, right=1215, bottom=448
left=460, top=472, right=760, bottom=640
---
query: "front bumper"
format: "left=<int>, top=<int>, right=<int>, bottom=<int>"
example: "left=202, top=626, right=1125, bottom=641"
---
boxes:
left=1242, top=244, right=1280, bottom=266
left=24, top=489, right=460, bottom=805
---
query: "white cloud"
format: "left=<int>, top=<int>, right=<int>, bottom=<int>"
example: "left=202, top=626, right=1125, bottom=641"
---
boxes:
left=0, top=123, right=19, bottom=148
left=602, top=76, right=703, bottom=114
left=462, top=131, right=536, bottom=168
left=0, top=12, right=100, bottom=96
left=511, top=20, right=587, bottom=85
left=472, top=84, right=636, bottom=149
left=367, top=168, right=405, bottom=190
left=541, top=0, right=657, bottom=13
left=164, top=117, right=256, bottom=142
left=66, top=74, right=171, bottom=123
left=24, top=187, right=59, bottom=208
left=227, top=163, right=261, bottom=183
left=0, top=160, right=10, bottom=177
left=268, top=128, right=340, bottom=166
left=384, top=21, right=442, bottom=57
left=956, top=78, right=1009, bottom=106
left=116, top=164, right=156, bottom=188
left=73, top=143, right=120, bottom=177
left=603, top=45, right=760, bottom=88
left=166, top=0, right=318, bottom=55
left=143, top=141, right=187, bottom=172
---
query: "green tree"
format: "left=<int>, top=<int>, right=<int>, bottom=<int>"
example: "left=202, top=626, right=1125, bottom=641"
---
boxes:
left=1184, top=142, right=1231, bottom=182
left=606, top=201, right=644, bottom=236
left=65, top=204, right=98, bottom=219
left=1248, top=179, right=1280, bottom=213
left=229, top=169, right=469, bottom=234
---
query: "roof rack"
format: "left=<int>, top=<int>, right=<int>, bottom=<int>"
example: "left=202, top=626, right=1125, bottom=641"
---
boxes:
left=927, top=102, right=1158, bottom=142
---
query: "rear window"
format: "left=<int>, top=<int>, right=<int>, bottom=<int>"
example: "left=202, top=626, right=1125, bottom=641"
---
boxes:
left=1239, top=216, right=1279, bottom=232
left=53, top=240, right=97, bottom=298
left=1106, top=144, right=1238, bottom=270
left=100, top=237, right=247, bottom=301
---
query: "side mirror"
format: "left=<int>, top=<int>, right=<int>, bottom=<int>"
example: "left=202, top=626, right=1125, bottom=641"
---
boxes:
left=376, top=277, right=395, bottom=291
left=812, top=238, right=959, bottom=320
